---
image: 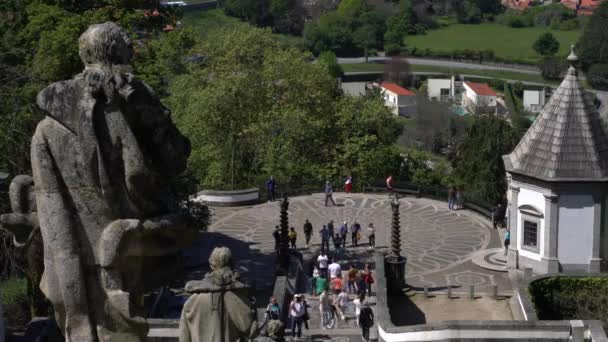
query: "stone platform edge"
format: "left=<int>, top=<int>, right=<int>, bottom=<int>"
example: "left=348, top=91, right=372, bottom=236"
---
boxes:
left=194, top=188, right=260, bottom=207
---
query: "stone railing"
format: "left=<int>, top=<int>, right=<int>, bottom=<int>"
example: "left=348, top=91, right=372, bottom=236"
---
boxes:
left=373, top=253, right=608, bottom=342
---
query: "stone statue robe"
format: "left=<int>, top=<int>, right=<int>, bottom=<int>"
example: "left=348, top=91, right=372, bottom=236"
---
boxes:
left=32, top=72, right=190, bottom=341
left=179, top=280, right=257, bottom=342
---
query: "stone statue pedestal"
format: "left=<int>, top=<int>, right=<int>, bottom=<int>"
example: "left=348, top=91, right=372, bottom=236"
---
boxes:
left=385, top=255, right=407, bottom=295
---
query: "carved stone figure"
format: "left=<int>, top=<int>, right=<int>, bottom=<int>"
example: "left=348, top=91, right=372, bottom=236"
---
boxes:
left=179, top=247, right=258, bottom=342
left=31, top=21, right=197, bottom=341
left=0, top=175, right=48, bottom=316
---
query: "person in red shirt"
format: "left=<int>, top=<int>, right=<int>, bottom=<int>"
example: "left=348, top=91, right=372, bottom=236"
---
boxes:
left=344, top=175, right=353, bottom=193
left=330, top=275, right=344, bottom=292
left=386, top=175, right=394, bottom=192
left=362, top=264, right=374, bottom=296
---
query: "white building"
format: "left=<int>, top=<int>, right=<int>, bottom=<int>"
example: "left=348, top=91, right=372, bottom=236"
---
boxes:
left=523, top=89, right=546, bottom=113
left=462, top=81, right=498, bottom=114
left=427, top=76, right=463, bottom=103
left=503, top=48, right=608, bottom=274
left=376, top=82, right=417, bottom=117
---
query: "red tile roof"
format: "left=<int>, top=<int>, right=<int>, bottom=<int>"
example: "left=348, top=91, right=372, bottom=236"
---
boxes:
left=502, top=0, right=532, bottom=10
left=561, top=0, right=604, bottom=15
left=381, top=82, right=415, bottom=96
left=465, top=82, right=497, bottom=96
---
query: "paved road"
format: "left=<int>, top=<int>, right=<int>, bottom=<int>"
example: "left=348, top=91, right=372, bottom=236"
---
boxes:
left=337, top=56, right=540, bottom=75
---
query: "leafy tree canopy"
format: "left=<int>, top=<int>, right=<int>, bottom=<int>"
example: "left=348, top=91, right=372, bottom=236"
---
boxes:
left=533, top=32, right=560, bottom=57
left=578, top=1, right=608, bottom=71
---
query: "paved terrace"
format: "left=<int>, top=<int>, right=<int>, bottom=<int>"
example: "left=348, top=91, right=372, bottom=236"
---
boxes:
left=208, top=193, right=510, bottom=295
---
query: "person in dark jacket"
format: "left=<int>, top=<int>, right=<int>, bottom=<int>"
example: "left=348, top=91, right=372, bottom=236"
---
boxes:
left=303, top=219, right=313, bottom=248
left=266, top=176, right=276, bottom=202
left=359, top=302, right=374, bottom=342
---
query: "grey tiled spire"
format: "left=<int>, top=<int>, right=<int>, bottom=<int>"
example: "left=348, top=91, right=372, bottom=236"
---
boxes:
left=503, top=45, right=608, bottom=181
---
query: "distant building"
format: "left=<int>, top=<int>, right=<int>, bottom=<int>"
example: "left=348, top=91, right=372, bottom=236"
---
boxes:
left=375, top=82, right=417, bottom=117
left=462, top=82, right=498, bottom=115
left=561, top=0, right=605, bottom=15
left=503, top=48, right=608, bottom=274
left=502, top=0, right=534, bottom=10
left=523, top=89, right=546, bottom=113
left=427, top=77, right=464, bottom=103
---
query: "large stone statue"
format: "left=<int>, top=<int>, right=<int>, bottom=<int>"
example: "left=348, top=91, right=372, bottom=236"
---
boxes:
left=179, top=247, right=258, bottom=342
left=30, top=22, right=197, bottom=341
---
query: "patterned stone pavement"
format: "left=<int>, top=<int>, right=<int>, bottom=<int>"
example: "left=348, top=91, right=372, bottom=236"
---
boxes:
left=209, top=193, right=510, bottom=294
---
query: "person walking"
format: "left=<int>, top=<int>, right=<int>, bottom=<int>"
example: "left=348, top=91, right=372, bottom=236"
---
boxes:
left=455, top=188, right=463, bottom=210
left=493, top=203, right=506, bottom=229
left=504, top=229, right=511, bottom=256
left=359, top=301, right=374, bottom=342
left=353, top=293, right=365, bottom=327
left=330, top=275, right=344, bottom=292
left=347, top=265, right=358, bottom=294
left=273, top=226, right=280, bottom=254
left=265, top=297, right=281, bottom=321
left=320, top=225, right=330, bottom=252
left=289, top=294, right=306, bottom=340
left=288, top=227, right=297, bottom=249
left=319, top=290, right=333, bottom=330
left=309, top=268, right=319, bottom=296
left=356, top=271, right=367, bottom=297
left=344, top=175, right=353, bottom=194
left=303, top=219, right=313, bottom=248
left=339, top=222, right=348, bottom=248
left=316, top=273, right=328, bottom=295
left=266, top=176, right=276, bottom=202
left=367, top=223, right=375, bottom=248
left=363, top=265, right=374, bottom=297
left=448, top=187, right=455, bottom=211
left=317, top=251, right=329, bottom=279
left=327, top=220, right=335, bottom=244
left=334, top=289, right=348, bottom=321
left=328, top=260, right=341, bottom=280
left=324, top=181, right=337, bottom=206
left=350, top=221, right=361, bottom=247
left=386, top=175, right=394, bottom=192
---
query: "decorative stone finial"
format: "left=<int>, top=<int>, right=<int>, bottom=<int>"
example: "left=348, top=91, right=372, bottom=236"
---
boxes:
left=567, top=44, right=578, bottom=64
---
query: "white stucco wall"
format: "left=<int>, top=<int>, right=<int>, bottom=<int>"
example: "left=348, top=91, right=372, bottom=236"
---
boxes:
left=558, top=194, right=594, bottom=266
left=517, top=188, right=545, bottom=261
left=428, top=79, right=452, bottom=100
left=382, top=89, right=399, bottom=115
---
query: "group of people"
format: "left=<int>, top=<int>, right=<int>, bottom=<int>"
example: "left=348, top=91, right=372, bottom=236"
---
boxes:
left=273, top=219, right=376, bottom=252
left=311, top=256, right=375, bottom=341
left=319, top=220, right=376, bottom=252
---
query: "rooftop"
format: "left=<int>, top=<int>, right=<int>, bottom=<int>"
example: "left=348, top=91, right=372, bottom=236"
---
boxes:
left=381, top=82, right=415, bottom=96
left=503, top=46, right=608, bottom=182
left=464, top=82, right=498, bottom=97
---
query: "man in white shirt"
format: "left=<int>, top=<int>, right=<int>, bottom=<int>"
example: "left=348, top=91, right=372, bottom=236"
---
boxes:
left=317, top=252, right=329, bottom=279
left=328, top=260, right=341, bottom=280
left=334, top=289, right=348, bottom=321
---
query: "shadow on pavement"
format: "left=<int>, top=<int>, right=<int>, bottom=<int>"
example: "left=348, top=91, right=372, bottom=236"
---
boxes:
left=388, top=292, right=426, bottom=326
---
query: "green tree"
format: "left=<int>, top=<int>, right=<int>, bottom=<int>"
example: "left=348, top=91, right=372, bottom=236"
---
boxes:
left=317, top=51, right=343, bottom=78
left=353, top=24, right=376, bottom=62
left=578, top=1, right=608, bottom=71
left=458, top=0, right=481, bottom=24
left=384, top=14, right=408, bottom=55
left=533, top=32, right=560, bottom=57
left=587, top=64, right=608, bottom=90
left=337, top=0, right=368, bottom=17
left=452, top=116, right=517, bottom=204
left=303, top=12, right=356, bottom=56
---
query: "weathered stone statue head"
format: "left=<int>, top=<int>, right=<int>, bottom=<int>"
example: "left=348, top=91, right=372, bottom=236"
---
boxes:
left=31, top=21, right=197, bottom=341
left=78, top=22, right=133, bottom=67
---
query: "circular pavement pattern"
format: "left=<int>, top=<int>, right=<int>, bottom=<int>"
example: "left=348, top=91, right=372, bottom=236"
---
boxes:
left=209, top=193, right=492, bottom=279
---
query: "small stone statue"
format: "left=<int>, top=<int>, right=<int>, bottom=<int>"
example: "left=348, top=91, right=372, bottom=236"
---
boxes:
left=262, top=320, right=285, bottom=342
left=31, top=21, right=197, bottom=341
left=179, top=247, right=258, bottom=342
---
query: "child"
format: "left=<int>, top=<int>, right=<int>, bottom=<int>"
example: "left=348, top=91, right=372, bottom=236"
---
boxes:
left=288, top=227, right=297, bottom=249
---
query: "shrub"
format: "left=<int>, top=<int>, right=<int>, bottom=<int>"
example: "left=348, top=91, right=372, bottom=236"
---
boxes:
left=529, top=277, right=608, bottom=328
left=587, top=64, right=608, bottom=90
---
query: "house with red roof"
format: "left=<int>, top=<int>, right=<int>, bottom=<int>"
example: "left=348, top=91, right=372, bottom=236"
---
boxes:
left=561, top=0, right=605, bottom=15
left=463, top=82, right=498, bottom=115
left=501, top=0, right=533, bottom=10
left=375, top=82, right=417, bottom=117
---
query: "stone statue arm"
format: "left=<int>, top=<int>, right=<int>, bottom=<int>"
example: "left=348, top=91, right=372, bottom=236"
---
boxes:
left=31, top=128, right=95, bottom=341
left=226, top=291, right=258, bottom=339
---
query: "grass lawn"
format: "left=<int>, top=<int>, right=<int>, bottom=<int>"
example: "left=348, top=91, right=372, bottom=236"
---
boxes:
left=405, top=23, right=581, bottom=64
left=182, top=9, right=304, bottom=48
left=341, top=63, right=559, bottom=85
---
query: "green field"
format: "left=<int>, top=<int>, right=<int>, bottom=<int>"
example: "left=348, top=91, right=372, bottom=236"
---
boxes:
left=182, top=9, right=304, bottom=48
left=405, top=23, right=581, bottom=64
left=341, top=63, right=559, bottom=85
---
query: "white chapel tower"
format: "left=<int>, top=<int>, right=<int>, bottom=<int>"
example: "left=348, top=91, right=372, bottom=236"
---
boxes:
left=503, top=46, right=608, bottom=274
